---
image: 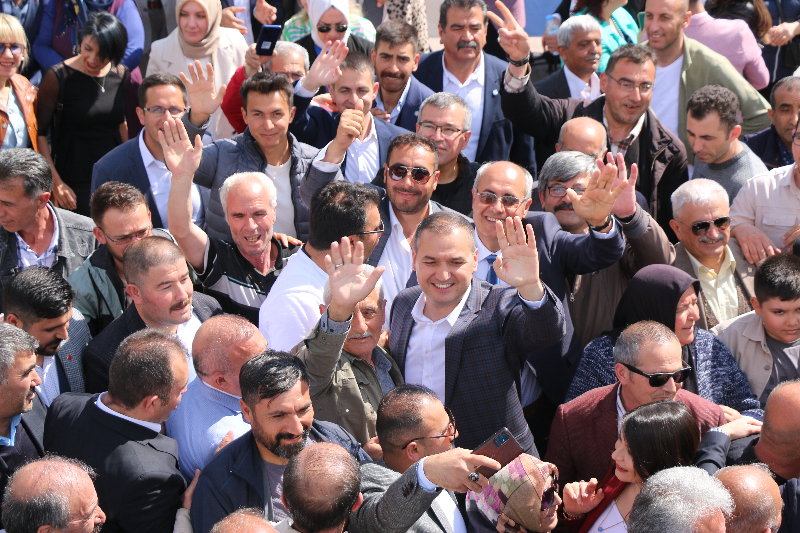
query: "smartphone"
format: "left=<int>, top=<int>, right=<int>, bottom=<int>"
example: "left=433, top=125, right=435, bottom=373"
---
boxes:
left=256, top=25, right=283, bottom=56
left=471, top=428, right=524, bottom=479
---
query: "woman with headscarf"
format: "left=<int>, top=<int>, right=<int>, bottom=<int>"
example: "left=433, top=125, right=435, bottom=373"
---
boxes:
left=147, top=0, right=247, bottom=139
left=297, top=0, right=373, bottom=66
left=566, top=264, right=762, bottom=418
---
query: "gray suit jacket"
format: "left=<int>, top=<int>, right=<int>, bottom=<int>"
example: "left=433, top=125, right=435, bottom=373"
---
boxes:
left=350, top=460, right=457, bottom=533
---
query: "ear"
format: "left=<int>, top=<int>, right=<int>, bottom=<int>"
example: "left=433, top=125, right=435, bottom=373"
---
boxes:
left=751, top=296, right=762, bottom=315
left=438, top=23, right=444, bottom=39
left=431, top=170, right=440, bottom=190
left=411, top=245, right=417, bottom=272
left=93, top=226, right=108, bottom=245
left=281, top=493, right=289, bottom=509
left=288, top=105, right=296, bottom=124
left=373, top=81, right=380, bottom=99
left=126, top=283, right=142, bottom=305
left=669, top=219, right=682, bottom=241
left=768, top=108, right=775, bottom=120
left=683, top=10, right=691, bottom=28
left=5, top=313, right=22, bottom=329
left=352, top=492, right=364, bottom=512
left=370, top=49, right=376, bottom=65
left=539, top=187, right=546, bottom=208
left=600, top=73, right=609, bottom=94
left=241, top=107, right=248, bottom=125
left=615, top=363, right=629, bottom=385
left=319, top=303, right=326, bottom=315
left=212, top=370, right=228, bottom=390
left=413, top=54, right=420, bottom=71
left=240, top=398, right=253, bottom=424
left=555, top=144, right=561, bottom=152
left=462, top=129, right=472, bottom=146
left=472, top=247, right=479, bottom=272
left=36, top=191, right=50, bottom=208
left=141, top=394, right=160, bottom=414
left=406, top=441, right=422, bottom=462
left=37, top=525, right=52, bottom=533
left=731, top=124, right=742, bottom=141
left=557, top=45, right=567, bottom=56
left=521, top=197, right=533, bottom=218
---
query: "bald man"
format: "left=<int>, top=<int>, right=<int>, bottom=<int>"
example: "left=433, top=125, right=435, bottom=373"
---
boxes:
left=715, top=465, right=783, bottom=533
left=165, top=314, right=268, bottom=479
left=210, top=509, right=278, bottom=533
left=556, top=117, right=608, bottom=160
left=2, top=456, right=106, bottom=533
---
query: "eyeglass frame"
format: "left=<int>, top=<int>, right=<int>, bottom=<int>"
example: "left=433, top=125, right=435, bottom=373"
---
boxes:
left=605, top=73, right=654, bottom=95
left=400, top=407, right=457, bottom=450
left=317, top=23, right=348, bottom=33
left=0, top=43, right=25, bottom=56
left=142, top=106, right=189, bottom=117
left=532, top=466, right=559, bottom=511
left=475, top=190, right=528, bottom=208
left=386, top=163, right=434, bottom=185
left=545, top=184, right=586, bottom=198
left=418, top=121, right=464, bottom=139
left=677, top=216, right=731, bottom=237
left=355, top=220, right=385, bottom=235
left=622, top=363, right=692, bottom=388
left=101, top=225, right=153, bottom=244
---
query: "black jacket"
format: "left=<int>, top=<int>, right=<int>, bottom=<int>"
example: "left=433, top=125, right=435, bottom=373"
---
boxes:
left=534, top=68, right=571, bottom=100
left=744, top=124, right=785, bottom=169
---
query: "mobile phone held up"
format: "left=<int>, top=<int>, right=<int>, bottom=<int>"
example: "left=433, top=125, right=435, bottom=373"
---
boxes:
left=471, top=428, right=524, bottom=479
left=256, top=25, right=282, bottom=56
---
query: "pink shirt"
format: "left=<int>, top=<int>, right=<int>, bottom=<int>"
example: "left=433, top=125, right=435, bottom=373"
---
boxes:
left=685, top=12, right=769, bottom=89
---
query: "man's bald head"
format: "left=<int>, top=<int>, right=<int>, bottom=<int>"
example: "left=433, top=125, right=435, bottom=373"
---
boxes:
left=757, top=380, right=800, bottom=480
left=209, top=509, right=277, bottom=533
left=556, top=117, right=608, bottom=160
left=715, top=465, right=782, bottom=533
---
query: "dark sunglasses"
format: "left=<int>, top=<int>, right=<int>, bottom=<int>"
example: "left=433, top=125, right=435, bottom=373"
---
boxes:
left=387, top=163, right=432, bottom=184
left=476, top=191, right=526, bottom=208
left=0, top=43, right=24, bottom=56
left=540, top=470, right=559, bottom=511
left=682, top=217, right=731, bottom=236
left=317, top=23, right=348, bottom=33
left=622, top=363, right=692, bottom=387
left=355, top=220, right=385, bottom=235
left=400, top=407, right=456, bottom=450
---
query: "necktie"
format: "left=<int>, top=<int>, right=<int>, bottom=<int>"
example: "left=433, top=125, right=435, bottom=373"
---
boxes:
left=486, top=254, right=499, bottom=284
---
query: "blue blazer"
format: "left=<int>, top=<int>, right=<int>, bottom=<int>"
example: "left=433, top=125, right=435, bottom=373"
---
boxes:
left=373, top=75, right=435, bottom=132
left=413, top=50, right=537, bottom=175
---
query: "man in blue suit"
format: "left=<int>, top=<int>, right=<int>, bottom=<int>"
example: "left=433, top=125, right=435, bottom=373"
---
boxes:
left=413, top=0, right=536, bottom=175
left=370, top=20, right=434, bottom=132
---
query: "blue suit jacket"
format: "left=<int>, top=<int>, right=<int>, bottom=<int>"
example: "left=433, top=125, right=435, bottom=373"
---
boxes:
left=413, top=50, right=537, bottom=175
left=373, top=75, right=435, bottom=132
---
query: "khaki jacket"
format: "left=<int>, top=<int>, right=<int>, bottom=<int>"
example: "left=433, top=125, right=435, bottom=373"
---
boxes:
left=294, top=322, right=404, bottom=445
left=0, top=74, right=38, bottom=150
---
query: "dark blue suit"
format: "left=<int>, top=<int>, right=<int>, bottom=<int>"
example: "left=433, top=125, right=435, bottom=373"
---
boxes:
left=413, top=50, right=537, bottom=175
left=374, top=75, right=435, bottom=132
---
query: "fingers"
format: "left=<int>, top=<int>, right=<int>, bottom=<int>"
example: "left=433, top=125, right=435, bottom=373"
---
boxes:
left=629, top=163, right=639, bottom=188
left=355, top=97, right=364, bottom=111
left=494, top=0, right=519, bottom=29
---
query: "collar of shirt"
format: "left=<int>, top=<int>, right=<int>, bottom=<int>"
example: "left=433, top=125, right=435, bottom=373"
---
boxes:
left=16, top=203, right=60, bottom=265
left=410, top=280, right=472, bottom=328
left=442, top=51, right=486, bottom=89
left=563, top=65, right=601, bottom=101
left=603, top=106, right=646, bottom=154
left=686, top=244, right=735, bottom=282
left=616, top=384, right=626, bottom=436
left=349, top=112, right=379, bottom=151
left=375, top=76, right=413, bottom=122
left=138, top=129, right=164, bottom=171
left=475, top=227, right=501, bottom=263
left=0, top=413, right=22, bottom=446
left=95, top=392, right=163, bottom=433
left=198, top=378, right=243, bottom=412
left=779, top=164, right=800, bottom=197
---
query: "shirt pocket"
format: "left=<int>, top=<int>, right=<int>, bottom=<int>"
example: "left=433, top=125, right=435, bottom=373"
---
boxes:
left=761, top=212, right=798, bottom=229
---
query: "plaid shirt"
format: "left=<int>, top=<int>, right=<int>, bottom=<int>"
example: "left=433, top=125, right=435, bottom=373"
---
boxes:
left=280, top=11, right=376, bottom=43
left=15, top=204, right=59, bottom=268
left=605, top=110, right=646, bottom=157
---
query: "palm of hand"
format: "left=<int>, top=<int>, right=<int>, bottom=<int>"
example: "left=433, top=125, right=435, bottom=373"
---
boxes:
left=331, top=266, right=373, bottom=307
left=572, top=185, right=614, bottom=222
left=495, top=243, right=538, bottom=287
left=165, top=139, right=200, bottom=176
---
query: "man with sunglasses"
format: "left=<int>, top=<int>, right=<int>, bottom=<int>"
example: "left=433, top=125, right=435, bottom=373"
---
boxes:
left=671, top=179, right=755, bottom=329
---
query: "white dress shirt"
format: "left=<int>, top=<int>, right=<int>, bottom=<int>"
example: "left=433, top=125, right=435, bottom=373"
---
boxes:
left=95, top=392, right=163, bottom=432
left=15, top=204, right=59, bottom=268
left=230, top=0, right=254, bottom=44
left=139, top=131, right=205, bottom=229
left=374, top=77, right=413, bottom=125
left=175, top=311, right=201, bottom=383
left=563, top=65, right=601, bottom=101
left=312, top=112, right=380, bottom=183
left=35, top=355, right=61, bottom=407
left=442, top=52, right=485, bottom=162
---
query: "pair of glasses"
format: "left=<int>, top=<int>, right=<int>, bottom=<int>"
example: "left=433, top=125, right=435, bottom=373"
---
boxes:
left=317, top=23, right=348, bottom=33
left=605, top=73, right=653, bottom=95
left=142, top=106, right=188, bottom=117
left=476, top=191, right=526, bottom=208
left=792, top=131, right=800, bottom=146
left=622, top=363, right=692, bottom=388
left=102, top=226, right=152, bottom=244
left=387, top=163, right=432, bottom=184
left=539, top=470, right=559, bottom=511
left=680, top=216, right=731, bottom=236
left=356, top=220, right=385, bottom=235
left=400, top=407, right=456, bottom=450
left=418, top=121, right=463, bottom=139
left=0, top=43, right=24, bottom=56
left=546, top=185, right=585, bottom=198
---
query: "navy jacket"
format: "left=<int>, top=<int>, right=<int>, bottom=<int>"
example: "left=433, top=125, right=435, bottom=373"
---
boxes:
left=373, top=75, right=435, bottom=132
left=413, top=50, right=537, bottom=175
left=533, top=68, right=571, bottom=100
left=744, top=124, right=785, bottom=170
left=191, top=420, right=370, bottom=533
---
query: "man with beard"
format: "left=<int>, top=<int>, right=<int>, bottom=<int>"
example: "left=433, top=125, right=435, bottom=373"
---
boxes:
left=82, top=236, right=223, bottom=393
left=191, top=352, right=370, bottom=533
left=4, top=266, right=91, bottom=406
left=370, top=20, right=434, bottom=131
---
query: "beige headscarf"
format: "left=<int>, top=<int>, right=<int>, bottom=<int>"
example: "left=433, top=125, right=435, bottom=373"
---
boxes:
left=176, top=0, right=222, bottom=59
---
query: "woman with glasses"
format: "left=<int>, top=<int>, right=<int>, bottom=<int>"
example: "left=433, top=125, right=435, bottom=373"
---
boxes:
left=296, top=0, right=373, bottom=67
left=282, top=0, right=376, bottom=45
left=573, top=0, right=639, bottom=73
left=147, top=0, right=247, bottom=139
left=0, top=15, right=38, bottom=152
left=36, top=12, right=128, bottom=216
left=567, top=264, right=762, bottom=419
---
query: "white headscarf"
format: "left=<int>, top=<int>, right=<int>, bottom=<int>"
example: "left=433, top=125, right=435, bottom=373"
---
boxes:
left=307, top=0, right=351, bottom=50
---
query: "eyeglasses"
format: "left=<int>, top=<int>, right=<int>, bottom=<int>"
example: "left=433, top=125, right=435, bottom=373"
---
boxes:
left=476, top=191, right=527, bottom=208
left=679, top=216, right=731, bottom=236
left=605, top=73, right=653, bottom=95
left=546, top=185, right=585, bottom=198
left=0, top=43, right=24, bottom=56
left=792, top=131, right=800, bottom=146
left=400, top=407, right=456, bottom=450
left=537, top=468, right=559, bottom=511
left=355, top=220, right=385, bottom=235
left=418, top=121, right=464, bottom=139
left=387, top=163, right=433, bottom=184
left=102, top=226, right=152, bottom=244
left=622, top=363, right=692, bottom=388
left=317, top=23, right=348, bottom=33
left=142, top=106, right=188, bottom=117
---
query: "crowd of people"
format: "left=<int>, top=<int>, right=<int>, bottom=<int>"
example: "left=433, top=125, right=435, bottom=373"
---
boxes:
left=1, top=0, right=800, bottom=531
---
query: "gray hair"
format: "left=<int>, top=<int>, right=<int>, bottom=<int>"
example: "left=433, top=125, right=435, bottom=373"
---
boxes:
left=556, top=119, right=608, bottom=158
left=0, top=323, right=38, bottom=384
left=473, top=161, right=535, bottom=199
left=557, top=14, right=601, bottom=48
left=220, top=172, right=278, bottom=217
left=629, top=466, right=734, bottom=533
left=714, top=464, right=782, bottom=533
left=613, top=320, right=680, bottom=367
left=322, top=264, right=385, bottom=305
left=417, top=92, right=472, bottom=131
left=265, top=41, right=310, bottom=72
left=538, top=151, right=598, bottom=189
left=670, top=179, right=729, bottom=220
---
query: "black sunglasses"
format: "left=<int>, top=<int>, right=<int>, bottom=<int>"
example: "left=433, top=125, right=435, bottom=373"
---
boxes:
left=622, top=363, right=692, bottom=388
left=400, top=407, right=456, bottom=450
left=317, top=23, right=348, bottom=33
left=682, top=217, right=731, bottom=236
left=539, top=470, right=559, bottom=511
left=355, top=220, right=385, bottom=235
left=387, top=163, right=432, bottom=184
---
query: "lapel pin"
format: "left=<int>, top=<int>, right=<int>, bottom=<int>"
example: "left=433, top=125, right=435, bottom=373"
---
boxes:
left=492, top=89, right=499, bottom=96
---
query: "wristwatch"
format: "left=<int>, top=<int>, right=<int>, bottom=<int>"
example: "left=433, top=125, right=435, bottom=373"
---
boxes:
left=588, top=217, right=612, bottom=232
left=507, top=54, right=530, bottom=67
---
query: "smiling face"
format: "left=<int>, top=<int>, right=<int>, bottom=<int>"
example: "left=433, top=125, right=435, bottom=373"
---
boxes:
left=559, top=27, right=602, bottom=80
left=373, top=41, right=418, bottom=95
left=611, top=435, right=644, bottom=484
left=539, top=173, right=591, bottom=234
left=439, top=6, right=487, bottom=64
left=178, top=0, right=209, bottom=45
left=600, top=58, right=655, bottom=126
left=686, top=111, right=740, bottom=165
left=243, top=91, right=295, bottom=154
left=617, top=338, right=685, bottom=410
left=331, top=67, right=379, bottom=117
left=225, top=178, right=277, bottom=261
left=472, top=162, right=533, bottom=250
left=674, top=285, right=700, bottom=346
left=669, top=197, right=730, bottom=265
left=753, top=296, right=800, bottom=344
left=0, top=349, right=40, bottom=420
left=0, top=41, right=22, bottom=80
left=343, top=287, right=385, bottom=358
left=385, top=144, right=439, bottom=215
left=316, top=6, right=348, bottom=42
left=644, top=0, right=690, bottom=54
left=128, top=259, right=194, bottom=330
left=416, top=104, right=470, bottom=167
left=79, top=36, right=110, bottom=76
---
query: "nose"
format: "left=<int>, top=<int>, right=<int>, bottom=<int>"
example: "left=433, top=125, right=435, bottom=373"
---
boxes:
left=31, top=367, right=41, bottom=387
left=430, top=126, right=444, bottom=141
left=688, top=303, right=700, bottom=321
left=705, top=224, right=721, bottom=240
left=661, top=377, right=678, bottom=393
left=628, top=87, right=643, bottom=102
left=350, top=309, right=368, bottom=334
left=96, top=505, right=107, bottom=524
left=57, top=324, right=69, bottom=341
left=1, top=45, right=13, bottom=58
left=286, top=414, right=305, bottom=436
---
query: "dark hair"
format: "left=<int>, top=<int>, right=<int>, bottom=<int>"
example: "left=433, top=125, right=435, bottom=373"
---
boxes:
left=413, top=210, right=476, bottom=251
left=705, top=0, right=771, bottom=39
left=0, top=148, right=52, bottom=197
left=283, top=444, right=362, bottom=533
left=3, top=266, right=74, bottom=325
left=605, top=44, right=657, bottom=77
left=239, top=350, right=309, bottom=409
left=621, top=401, right=701, bottom=481
left=439, top=0, right=488, bottom=28
left=90, top=181, right=148, bottom=226
left=339, top=50, right=376, bottom=80
left=108, top=329, right=186, bottom=409
left=573, top=0, right=607, bottom=19
left=754, top=254, right=800, bottom=303
left=138, top=71, right=189, bottom=109
left=386, top=132, right=439, bottom=171
left=80, top=11, right=127, bottom=66
left=240, top=71, right=295, bottom=111
left=375, top=20, right=419, bottom=55
left=770, top=76, right=800, bottom=109
left=376, top=384, right=440, bottom=452
left=687, top=85, right=740, bottom=134
left=123, top=236, right=186, bottom=287
left=307, top=181, right=380, bottom=250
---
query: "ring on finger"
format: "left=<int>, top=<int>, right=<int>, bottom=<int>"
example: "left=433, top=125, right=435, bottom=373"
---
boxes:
left=468, top=471, right=480, bottom=483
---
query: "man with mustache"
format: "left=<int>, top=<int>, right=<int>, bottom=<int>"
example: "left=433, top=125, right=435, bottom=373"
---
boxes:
left=82, top=236, right=223, bottom=393
left=744, top=77, right=800, bottom=171
left=191, top=352, right=370, bottom=533
left=4, top=266, right=91, bottom=407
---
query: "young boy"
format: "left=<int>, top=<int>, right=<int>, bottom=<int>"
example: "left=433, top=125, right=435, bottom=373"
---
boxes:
left=712, top=254, right=800, bottom=407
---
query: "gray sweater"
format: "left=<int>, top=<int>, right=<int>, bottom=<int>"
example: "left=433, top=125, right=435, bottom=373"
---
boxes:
left=692, top=142, right=768, bottom=203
